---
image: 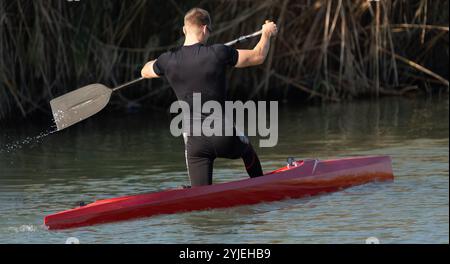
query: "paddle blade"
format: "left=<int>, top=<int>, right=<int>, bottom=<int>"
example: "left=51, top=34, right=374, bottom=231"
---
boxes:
left=50, top=84, right=112, bottom=131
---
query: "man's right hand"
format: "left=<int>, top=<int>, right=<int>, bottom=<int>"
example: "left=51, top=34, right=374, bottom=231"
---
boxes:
left=262, top=21, right=278, bottom=38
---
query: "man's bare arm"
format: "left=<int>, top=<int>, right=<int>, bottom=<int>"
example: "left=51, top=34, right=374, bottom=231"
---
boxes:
left=235, top=21, right=278, bottom=68
left=141, top=60, right=160, bottom=79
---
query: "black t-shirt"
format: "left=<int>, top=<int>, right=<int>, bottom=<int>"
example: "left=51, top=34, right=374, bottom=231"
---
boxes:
left=153, top=43, right=239, bottom=118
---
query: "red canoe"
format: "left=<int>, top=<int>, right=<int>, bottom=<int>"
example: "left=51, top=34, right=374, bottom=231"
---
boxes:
left=44, top=156, right=394, bottom=230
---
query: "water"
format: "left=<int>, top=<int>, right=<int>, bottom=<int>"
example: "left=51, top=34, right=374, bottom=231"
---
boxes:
left=0, top=97, right=448, bottom=244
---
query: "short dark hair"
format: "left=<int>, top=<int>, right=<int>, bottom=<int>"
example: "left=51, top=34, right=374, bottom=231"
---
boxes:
left=184, top=8, right=212, bottom=29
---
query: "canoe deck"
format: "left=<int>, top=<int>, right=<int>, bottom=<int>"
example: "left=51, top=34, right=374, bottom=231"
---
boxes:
left=44, top=156, right=394, bottom=230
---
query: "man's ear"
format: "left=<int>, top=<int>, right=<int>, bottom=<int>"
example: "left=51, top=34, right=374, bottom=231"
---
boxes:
left=183, top=26, right=186, bottom=35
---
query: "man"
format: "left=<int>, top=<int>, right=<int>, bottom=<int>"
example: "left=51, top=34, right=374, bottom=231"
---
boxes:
left=141, top=8, right=278, bottom=187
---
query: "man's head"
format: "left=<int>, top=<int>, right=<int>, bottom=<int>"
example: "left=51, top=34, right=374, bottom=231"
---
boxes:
left=183, top=8, right=212, bottom=44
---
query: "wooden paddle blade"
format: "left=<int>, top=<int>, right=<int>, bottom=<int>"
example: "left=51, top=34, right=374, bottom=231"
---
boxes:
left=50, top=84, right=112, bottom=131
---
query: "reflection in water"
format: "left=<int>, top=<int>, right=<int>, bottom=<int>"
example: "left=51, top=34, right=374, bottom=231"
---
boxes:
left=0, top=96, right=448, bottom=243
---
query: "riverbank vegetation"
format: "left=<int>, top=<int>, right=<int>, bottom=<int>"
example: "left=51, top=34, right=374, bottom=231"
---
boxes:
left=0, top=0, right=448, bottom=120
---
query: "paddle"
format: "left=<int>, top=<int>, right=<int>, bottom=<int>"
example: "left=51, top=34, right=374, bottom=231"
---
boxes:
left=50, top=30, right=263, bottom=131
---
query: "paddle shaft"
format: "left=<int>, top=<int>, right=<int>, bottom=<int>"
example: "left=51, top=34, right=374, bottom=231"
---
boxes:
left=112, top=30, right=263, bottom=93
left=224, top=30, right=262, bottom=46
left=112, top=77, right=145, bottom=92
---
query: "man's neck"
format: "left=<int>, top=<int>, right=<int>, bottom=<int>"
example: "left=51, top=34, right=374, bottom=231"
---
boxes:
left=184, top=35, right=203, bottom=46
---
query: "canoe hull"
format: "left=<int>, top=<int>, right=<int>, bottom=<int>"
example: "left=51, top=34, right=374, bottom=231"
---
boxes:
left=44, top=156, right=394, bottom=230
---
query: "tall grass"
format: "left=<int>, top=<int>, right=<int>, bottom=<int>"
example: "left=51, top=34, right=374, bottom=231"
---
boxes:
left=0, top=0, right=448, bottom=120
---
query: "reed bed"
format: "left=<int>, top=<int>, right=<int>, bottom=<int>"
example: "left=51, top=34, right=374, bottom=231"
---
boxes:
left=0, top=0, right=448, bottom=120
